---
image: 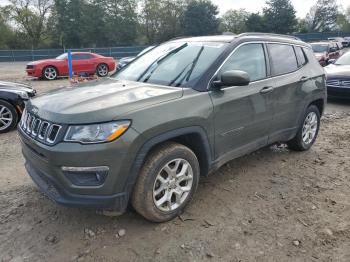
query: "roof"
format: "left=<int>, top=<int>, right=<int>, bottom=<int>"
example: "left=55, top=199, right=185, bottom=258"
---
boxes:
left=170, top=33, right=307, bottom=46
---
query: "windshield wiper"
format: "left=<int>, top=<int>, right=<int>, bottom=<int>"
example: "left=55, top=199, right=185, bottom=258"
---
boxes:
left=137, top=43, right=188, bottom=83
left=168, top=45, right=205, bottom=87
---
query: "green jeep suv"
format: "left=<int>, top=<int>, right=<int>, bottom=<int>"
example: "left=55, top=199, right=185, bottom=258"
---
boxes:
left=18, top=34, right=326, bottom=222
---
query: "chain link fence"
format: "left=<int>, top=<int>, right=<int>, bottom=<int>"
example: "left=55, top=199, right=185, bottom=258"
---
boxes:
left=0, top=46, right=148, bottom=62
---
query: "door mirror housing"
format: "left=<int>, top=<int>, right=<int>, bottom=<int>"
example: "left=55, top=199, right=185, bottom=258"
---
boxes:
left=212, top=70, right=250, bottom=89
left=328, top=59, right=336, bottom=64
left=329, top=47, right=336, bottom=52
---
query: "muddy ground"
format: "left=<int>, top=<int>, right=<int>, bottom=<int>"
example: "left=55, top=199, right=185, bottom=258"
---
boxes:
left=0, top=62, right=349, bottom=262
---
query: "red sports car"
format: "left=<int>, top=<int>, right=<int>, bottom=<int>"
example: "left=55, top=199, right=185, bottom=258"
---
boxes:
left=26, top=52, right=116, bottom=80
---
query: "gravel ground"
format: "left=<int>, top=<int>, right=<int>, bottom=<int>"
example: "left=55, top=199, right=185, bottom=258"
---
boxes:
left=0, top=62, right=349, bottom=262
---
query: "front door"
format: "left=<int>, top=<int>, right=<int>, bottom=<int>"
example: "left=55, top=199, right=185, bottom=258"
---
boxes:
left=209, top=43, right=274, bottom=161
left=72, top=54, right=94, bottom=75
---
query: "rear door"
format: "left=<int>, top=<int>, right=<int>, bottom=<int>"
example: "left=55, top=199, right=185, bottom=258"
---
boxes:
left=266, top=43, right=308, bottom=143
left=209, top=43, right=274, bottom=159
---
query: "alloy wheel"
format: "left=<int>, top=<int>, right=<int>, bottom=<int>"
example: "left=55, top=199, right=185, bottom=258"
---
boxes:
left=97, top=64, right=108, bottom=77
left=0, top=105, right=13, bottom=131
left=153, top=158, right=194, bottom=212
left=302, top=112, right=318, bottom=144
left=44, top=67, right=57, bottom=80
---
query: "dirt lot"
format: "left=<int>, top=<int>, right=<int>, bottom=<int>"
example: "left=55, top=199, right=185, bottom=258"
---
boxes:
left=0, top=62, right=349, bottom=262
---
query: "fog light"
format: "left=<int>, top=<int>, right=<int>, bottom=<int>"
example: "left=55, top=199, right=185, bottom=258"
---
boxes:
left=62, top=166, right=109, bottom=186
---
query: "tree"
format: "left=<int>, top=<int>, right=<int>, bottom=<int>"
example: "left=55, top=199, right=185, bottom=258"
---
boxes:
left=182, top=0, right=219, bottom=36
left=0, top=7, right=15, bottom=48
left=220, top=9, right=249, bottom=34
left=263, top=0, right=297, bottom=34
left=7, top=0, right=53, bottom=48
left=245, top=13, right=266, bottom=32
left=305, top=0, right=339, bottom=32
left=336, top=6, right=350, bottom=32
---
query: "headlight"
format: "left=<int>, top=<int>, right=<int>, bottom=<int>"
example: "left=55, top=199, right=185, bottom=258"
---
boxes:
left=64, top=121, right=131, bottom=144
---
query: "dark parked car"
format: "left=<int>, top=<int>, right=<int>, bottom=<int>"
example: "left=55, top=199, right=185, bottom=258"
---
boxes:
left=328, top=37, right=349, bottom=48
left=325, top=51, right=350, bottom=98
left=117, top=46, right=155, bottom=70
left=0, top=81, right=36, bottom=133
left=310, top=42, right=341, bottom=66
left=19, top=33, right=326, bottom=222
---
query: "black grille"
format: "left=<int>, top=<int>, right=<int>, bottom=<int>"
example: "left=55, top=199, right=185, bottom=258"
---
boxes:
left=19, top=110, right=62, bottom=145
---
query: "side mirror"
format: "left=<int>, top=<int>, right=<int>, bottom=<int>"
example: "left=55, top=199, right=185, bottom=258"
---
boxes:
left=212, top=70, right=250, bottom=89
left=329, top=47, right=336, bottom=52
left=328, top=59, right=336, bottom=64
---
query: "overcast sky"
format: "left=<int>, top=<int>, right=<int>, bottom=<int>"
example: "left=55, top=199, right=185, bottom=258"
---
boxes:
left=0, top=0, right=349, bottom=18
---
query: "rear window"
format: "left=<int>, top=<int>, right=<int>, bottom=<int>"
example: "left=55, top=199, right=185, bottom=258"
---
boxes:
left=294, top=46, right=307, bottom=67
left=268, top=44, right=298, bottom=76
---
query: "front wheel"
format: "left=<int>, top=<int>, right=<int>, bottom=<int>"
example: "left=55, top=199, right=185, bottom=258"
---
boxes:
left=287, top=105, right=320, bottom=151
left=96, top=64, right=109, bottom=77
left=0, top=100, right=18, bottom=133
left=131, top=142, right=200, bottom=222
left=42, top=66, right=58, bottom=80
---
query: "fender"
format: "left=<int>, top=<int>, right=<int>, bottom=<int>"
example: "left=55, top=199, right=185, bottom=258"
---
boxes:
left=124, top=126, right=213, bottom=195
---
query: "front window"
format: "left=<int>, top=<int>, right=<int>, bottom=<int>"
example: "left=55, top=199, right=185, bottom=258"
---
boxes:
left=335, top=53, right=350, bottom=65
left=311, top=44, right=328, bottom=53
left=56, top=53, right=67, bottom=60
left=112, top=41, right=228, bottom=88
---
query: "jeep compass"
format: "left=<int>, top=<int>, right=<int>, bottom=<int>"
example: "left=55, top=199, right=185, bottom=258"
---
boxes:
left=18, top=33, right=326, bottom=222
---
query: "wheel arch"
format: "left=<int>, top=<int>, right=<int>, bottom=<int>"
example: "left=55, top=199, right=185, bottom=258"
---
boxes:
left=125, top=126, right=213, bottom=195
left=42, top=65, right=59, bottom=77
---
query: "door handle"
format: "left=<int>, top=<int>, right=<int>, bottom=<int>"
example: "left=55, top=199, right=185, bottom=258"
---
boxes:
left=300, top=76, right=309, bottom=82
left=260, top=86, right=274, bottom=94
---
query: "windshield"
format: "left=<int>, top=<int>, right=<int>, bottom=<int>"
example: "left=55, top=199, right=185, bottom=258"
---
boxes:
left=311, top=44, right=328, bottom=53
left=335, top=52, right=350, bottom=65
left=56, top=53, right=67, bottom=60
left=112, top=41, right=227, bottom=88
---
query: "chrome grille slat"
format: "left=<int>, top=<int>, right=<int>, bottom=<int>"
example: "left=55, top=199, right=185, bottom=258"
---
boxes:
left=19, top=111, right=62, bottom=145
left=327, top=79, right=350, bottom=88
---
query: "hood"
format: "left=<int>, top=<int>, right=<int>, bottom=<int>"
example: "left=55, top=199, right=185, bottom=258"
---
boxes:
left=28, top=59, right=60, bottom=65
left=0, top=81, right=36, bottom=96
left=27, top=78, right=183, bottom=124
left=325, top=64, right=350, bottom=79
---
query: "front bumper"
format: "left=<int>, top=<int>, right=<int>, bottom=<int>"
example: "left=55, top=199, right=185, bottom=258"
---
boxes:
left=26, top=68, right=41, bottom=78
left=25, top=160, right=128, bottom=209
left=19, top=126, right=141, bottom=211
left=327, top=86, right=350, bottom=99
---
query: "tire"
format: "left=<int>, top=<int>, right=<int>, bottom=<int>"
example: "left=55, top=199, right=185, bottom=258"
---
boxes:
left=0, top=100, right=18, bottom=133
left=287, top=105, right=320, bottom=151
left=131, top=142, right=200, bottom=222
left=42, top=66, right=58, bottom=80
left=96, top=63, right=109, bottom=77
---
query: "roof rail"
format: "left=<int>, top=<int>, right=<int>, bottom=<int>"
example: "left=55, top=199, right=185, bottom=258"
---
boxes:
left=238, top=32, right=301, bottom=41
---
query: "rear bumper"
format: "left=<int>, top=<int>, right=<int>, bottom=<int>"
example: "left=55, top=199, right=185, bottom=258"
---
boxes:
left=25, top=160, right=128, bottom=210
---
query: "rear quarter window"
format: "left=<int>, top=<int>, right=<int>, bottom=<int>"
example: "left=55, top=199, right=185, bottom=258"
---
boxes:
left=268, top=44, right=298, bottom=76
left=294, top=46, right=307, bottom=67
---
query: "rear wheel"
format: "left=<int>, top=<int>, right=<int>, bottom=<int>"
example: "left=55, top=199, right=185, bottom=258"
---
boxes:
left=131, top=142, right=200, bottom=222
left=96, top=64, right=109, bottom=77
left=287, top=105, right=320, bottom=151
left=0, top=100, right=18, bottom=133
left=43, top=66, right=58, bottom=80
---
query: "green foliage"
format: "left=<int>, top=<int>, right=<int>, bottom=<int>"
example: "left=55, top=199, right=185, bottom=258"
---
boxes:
left=183, top=0, right=219, bottom=36
left=0, top=7, right=15, bottom=48
left=220, top=9, right=249, bottom=34
left=1, top=0, right=349, bottom=49
left=245, top=13, right=266, bottom=32
left=305, top=0, right=339, bottom=32
left=263, top=0, right=297, bottom=34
